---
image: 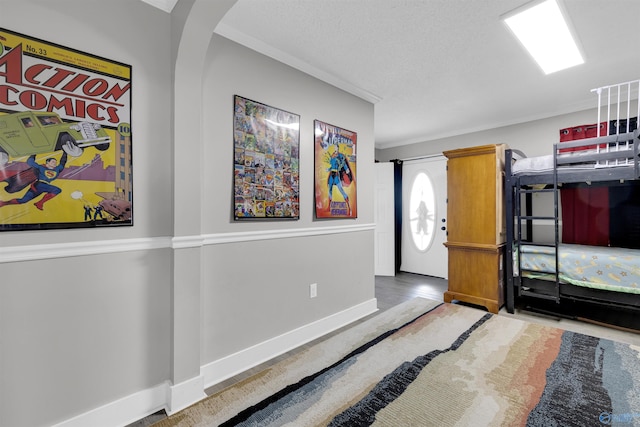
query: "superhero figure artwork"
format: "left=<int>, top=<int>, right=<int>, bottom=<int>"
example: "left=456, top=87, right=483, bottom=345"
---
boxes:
left=0, top=27, right=133, bottom=231
left=0, top=153, right=67, bottom=211
left=314, top=120, right=357, bottom=219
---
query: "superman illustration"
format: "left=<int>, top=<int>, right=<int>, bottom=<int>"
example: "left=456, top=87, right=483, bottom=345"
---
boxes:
left=0, top=152, right=67, bottom=210
left=327, top=145, right=353, bottom=215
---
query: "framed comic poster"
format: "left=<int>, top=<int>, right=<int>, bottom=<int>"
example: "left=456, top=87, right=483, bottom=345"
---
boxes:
left=314, top=120, right=357, bottom=219
left=233, top=95, right=300, bottom=220
left=0, top=28, right=133, bottom=231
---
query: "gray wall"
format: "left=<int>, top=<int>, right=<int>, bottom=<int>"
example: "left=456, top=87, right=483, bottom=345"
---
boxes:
left=0, top=1, right=375, bottom=426
left=375, top=110, right=603, bottom=242
left=376, top=108, right=604, bottom=161
left=1, top=2, right=174, bottom=427
left=377, top=103, right=639, bottom=246
left=200, top=34, right=375, bottom=365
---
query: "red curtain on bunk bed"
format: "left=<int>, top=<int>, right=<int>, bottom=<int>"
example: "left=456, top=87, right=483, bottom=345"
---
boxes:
left=559, top=122, right=610, bottom=246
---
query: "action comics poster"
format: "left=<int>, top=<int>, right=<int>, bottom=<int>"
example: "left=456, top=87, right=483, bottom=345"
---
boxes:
left=0, top=28, right=132, bottom=231
left=314, top=120, right=357, bottom=219
left=233, top=95, right=300, bottom=220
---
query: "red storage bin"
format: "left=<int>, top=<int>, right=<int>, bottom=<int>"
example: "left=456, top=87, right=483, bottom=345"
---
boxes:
left=559, top=122, right=607, bottom=152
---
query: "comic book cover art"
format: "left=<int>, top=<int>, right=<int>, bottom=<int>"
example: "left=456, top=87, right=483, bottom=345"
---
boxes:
left=0, top=28, right=132, bottom=231
left=233, top=95, right=299, bottom=220
left=314, top=120, right=357, bottom=219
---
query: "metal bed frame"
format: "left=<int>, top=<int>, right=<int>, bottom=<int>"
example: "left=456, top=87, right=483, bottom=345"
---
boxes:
left=504, top=80, right=640, bottom=317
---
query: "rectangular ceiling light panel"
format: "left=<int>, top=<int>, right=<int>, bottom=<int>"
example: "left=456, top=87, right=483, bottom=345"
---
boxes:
left=503, top=0, right=584, bottom=74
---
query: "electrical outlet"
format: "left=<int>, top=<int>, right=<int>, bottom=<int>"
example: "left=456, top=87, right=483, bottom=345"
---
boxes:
left=309, top=283, right=317, bottom=298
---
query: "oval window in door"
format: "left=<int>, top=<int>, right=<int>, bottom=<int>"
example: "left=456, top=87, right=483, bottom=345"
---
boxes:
left=409, top=171, right=436, bottom=251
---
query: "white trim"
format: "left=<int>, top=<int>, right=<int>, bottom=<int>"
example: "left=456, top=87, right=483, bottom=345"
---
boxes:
left=167, top=375, right=207, bottom=415
left=48, top=298, right=378, bottom=426
left=0, top=237, right=172, bottom=263
left=139, top=0, right=179, bottom=13
left=214, top=23, right=382, bottom=105
left=0, top=224, right=374, bottom=262
left=374, top=97, right=596, bottom=150
left=202, top=223, right=374, bottom=245
left=50, top=381, right=168, bottom=427
left=172, top=235, right=205, bottom=249
left=201, top=298, right=378, bottom=389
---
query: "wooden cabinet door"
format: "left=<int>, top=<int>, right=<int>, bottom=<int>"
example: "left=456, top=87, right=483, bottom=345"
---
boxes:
left=444, top=144, right=505, bottom=245
left=442, top=144, right=507, bottom=313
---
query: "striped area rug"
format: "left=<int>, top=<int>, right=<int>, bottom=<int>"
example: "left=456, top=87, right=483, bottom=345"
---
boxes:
left=154, top=298, right=640, bottom=426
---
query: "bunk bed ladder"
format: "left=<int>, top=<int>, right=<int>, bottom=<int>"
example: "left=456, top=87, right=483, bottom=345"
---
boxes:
left=552, top=148, right=560, bottom=303
left=514, top=151, right=561, bottom=303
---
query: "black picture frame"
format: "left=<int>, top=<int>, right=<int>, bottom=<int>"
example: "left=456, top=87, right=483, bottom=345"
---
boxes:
left=233, top=95, right=300, bottom=220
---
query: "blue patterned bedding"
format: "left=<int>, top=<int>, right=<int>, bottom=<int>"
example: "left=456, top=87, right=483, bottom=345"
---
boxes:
left=516, top=243, right=640, bottom=294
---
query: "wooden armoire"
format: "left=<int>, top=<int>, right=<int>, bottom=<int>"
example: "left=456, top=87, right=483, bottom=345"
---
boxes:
left=442, top=144, right=507, bottom=314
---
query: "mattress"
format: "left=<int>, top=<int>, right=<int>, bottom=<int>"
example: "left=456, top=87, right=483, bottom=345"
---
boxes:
left=511, top=151, right=633, bottom=174
left=515, top=243, right=640, bottom=294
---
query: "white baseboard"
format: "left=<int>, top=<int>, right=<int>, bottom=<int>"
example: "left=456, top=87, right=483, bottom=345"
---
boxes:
left=50, top=381, right=168, bottom=427
left=201, top=298, right=378, bottom=389
left=167, top=375, right=207, bottom=414
left=50, top=298, right=377, bottom=427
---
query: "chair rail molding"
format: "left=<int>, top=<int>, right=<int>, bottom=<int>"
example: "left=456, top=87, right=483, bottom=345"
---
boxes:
left=0, top=223, right=375, bottom=262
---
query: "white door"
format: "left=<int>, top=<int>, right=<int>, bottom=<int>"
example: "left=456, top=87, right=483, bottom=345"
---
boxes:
left=400, top=156, right=448, bottom=279
left=374, top=162, right=395, bottom=276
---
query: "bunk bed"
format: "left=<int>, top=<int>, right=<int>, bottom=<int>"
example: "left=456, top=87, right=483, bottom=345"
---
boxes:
left=504, top=80, right=640, bottom=327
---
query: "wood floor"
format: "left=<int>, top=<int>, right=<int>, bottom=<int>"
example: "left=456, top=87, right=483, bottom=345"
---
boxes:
left=128, top=271, right=640, bottom=426
left=374, top=272, right=447, bottom=311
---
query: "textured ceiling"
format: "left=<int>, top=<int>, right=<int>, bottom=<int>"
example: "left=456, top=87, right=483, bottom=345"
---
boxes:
left=216, top=0, right=640, bottom=149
